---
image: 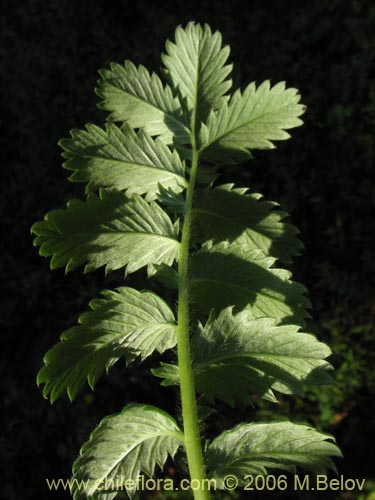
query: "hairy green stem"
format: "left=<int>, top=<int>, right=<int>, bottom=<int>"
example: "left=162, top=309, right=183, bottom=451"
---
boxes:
left=177, top=141, right=211, bottom=500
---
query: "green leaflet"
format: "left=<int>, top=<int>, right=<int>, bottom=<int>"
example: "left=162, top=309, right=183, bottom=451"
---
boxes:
left=37, top=287, right=177, bottom=402
left=199, top=80, right=305, bottom=163
left=152, top=362, right=180, bottom=387
left=72, top=404, right=184, bottom=499
left=193, top=184, right=303, bottom=264
left=162, top=22, right=232, bottom=125
left=157, top=185, right=186, bottom=214
left=192, top=308, right=332, bottom=406
left=59, top=123, right=187, bottom=199
left=206, top=421, right=342, bottom=486
left=191, top=243, right=311, bottom=326
left=96, top=60, right=190, bottom=144
left=31, top=190, right=180, bottom=275
left=153, top=307, right=331, bottom=405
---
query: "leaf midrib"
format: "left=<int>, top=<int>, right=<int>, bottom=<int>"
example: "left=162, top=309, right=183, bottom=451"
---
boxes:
left=195, top=352, right=325, bottom=372
left=92, top=429, right=184, bottom=493
left=55, top=230, right=180, bottom=242
left=199, top=98, right=299, bottom=153
left=219, top=447, right=328, bottom=457
left=79, top=153, right=187, bottom=183
left=115, top=81, right=191, bottom=139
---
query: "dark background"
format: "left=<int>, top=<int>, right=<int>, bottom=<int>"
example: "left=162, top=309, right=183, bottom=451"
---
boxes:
left=1, top=0, right=374, bottom=499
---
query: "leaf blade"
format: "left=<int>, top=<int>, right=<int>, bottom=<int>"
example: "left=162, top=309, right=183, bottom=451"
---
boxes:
left=163, top=22, right=232, bottom=124
left=72, top=404, right=184, bottom=499
left=206, top=421, right=342, bottom=486
left=31, top=190, right=180, bottom=275
left=96, top=61, right=190, bottom=143
left=199, top=81, right=305, bottom=163
left=37, top=287, right=177, bottom=402
left=60, top=123, right=187, bottom=199
left=193, top=308, right=332, bottom=406
left=193, top=184, right=302, bottom=263
left=191, top=243, right=310, bottom=327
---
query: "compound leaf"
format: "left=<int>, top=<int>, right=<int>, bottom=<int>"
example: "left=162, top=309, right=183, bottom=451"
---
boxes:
left=206, top=421, right=342, bottom=486
left=163, top=22, right=232, bottom=124
left=59, top=123, right=187, bottom=199
left=72, top=404, right=184, bottom=499
left=192, top=308, right=332, bottom=406
left=37, top=288, right=177, bottom=403
left=32, top=24, right=341, bottom=488
left=31, top=190, right=180, bottom=275
left=96, top=61, right=190, bottom=144
left=199, top=80, right=305, bottom=163
left=191, top=243, right=310, bottom=326
left=193, top=184, right=302, bottom=264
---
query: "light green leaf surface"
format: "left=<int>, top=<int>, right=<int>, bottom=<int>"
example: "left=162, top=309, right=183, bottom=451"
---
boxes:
left=96, top=61, right=190, bottom=143
left=191, top=243, right=310, bottom=326
left=152, top=362, right=180, bottom=387
left=31, top=190, right=180, bottom=275
left=206, top=421, right=342, bottom=486
left=37, top=288, right=177, bottom=402
left=192, top=308, right=332, bottom=406
left=199, top=80, right=305, bottom=163
left=163, top=22, right=232, bottom=124
left=193, top=184, right=302, bottom=263
left=59, top=123, right=187, bottom=199
left=72, top=404, right=184, bottom=499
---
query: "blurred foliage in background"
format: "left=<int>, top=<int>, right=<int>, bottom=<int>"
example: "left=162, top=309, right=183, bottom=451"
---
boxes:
left=1, top=0, right=374, bottom=498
